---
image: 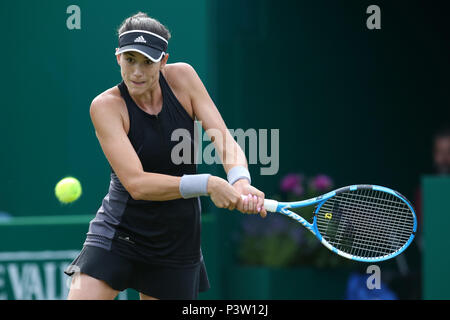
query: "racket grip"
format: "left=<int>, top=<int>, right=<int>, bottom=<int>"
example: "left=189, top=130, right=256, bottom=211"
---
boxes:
left=264, top=199, right=279, bottom=212
left=240, top=195, right=278, bottom=212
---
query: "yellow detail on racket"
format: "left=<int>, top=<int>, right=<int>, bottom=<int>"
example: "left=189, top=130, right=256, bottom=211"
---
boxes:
left=325, top=213, right=332, bottom=220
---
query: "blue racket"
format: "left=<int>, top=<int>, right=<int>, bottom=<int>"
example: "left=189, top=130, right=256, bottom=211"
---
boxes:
left=249, top=184, right=417, bottom=263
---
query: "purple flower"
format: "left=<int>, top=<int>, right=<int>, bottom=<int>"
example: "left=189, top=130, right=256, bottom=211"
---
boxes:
left=292, top=185, right=304, bottom=196
left=280, top=174, right=303, bottom=193
left=310, top=174, right=333, bottom=192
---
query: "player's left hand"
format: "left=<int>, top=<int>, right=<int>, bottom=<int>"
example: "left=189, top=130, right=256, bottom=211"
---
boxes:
left=232, top=179, right=267, bottom=218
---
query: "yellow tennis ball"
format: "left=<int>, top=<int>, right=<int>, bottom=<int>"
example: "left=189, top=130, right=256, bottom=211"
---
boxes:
left=55, top=177, right=82, bottom=204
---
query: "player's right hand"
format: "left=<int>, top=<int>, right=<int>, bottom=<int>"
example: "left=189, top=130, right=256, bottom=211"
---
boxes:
left=207, top=176, right=241, bottom=210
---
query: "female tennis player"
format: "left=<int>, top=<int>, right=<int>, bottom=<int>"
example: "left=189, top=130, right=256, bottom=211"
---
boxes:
left=65, top=12, right=267, bottom=300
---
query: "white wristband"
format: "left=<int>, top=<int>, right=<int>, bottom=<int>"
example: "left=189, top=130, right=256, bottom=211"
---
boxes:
left=227, top=166, right=251, bottom=185
left=179, top=174, right=211, bottom=199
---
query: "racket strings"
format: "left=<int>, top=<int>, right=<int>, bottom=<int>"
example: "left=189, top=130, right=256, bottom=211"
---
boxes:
left=319, top=197, right=413, bottom=240
left=323, top=192, right=412, bottom=255
left=331, top=193, right=412, bottom=257
left=316, top=188, right=414, bottom=258
left=322, top=213, right=409, bottom=255
left=318, top=214, right=403, bottom=257
left=323, top=190, right=413, bottom=239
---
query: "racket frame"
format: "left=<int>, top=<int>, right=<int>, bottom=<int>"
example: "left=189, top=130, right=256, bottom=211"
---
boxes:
left=264, top=184, right=417, bottom=263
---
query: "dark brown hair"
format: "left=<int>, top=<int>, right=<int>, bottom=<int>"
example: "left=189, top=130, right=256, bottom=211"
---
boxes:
left=117, top=12, right=171, bottom=42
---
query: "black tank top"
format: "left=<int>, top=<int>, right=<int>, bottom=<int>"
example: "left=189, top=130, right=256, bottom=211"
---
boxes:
left=84, top=72, right=202, bottom=266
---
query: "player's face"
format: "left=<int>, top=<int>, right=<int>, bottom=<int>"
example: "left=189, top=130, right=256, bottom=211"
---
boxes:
left=433, top=136, right=450, bottom=174
left=117, top=51, right=162, bottom=94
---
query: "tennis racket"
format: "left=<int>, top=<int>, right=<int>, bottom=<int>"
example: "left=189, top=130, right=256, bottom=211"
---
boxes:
left=244, top=184, right=417, bottom=263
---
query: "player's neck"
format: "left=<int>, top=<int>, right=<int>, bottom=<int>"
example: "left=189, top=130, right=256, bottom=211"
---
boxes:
left=130, top=82, right=163, bottom=113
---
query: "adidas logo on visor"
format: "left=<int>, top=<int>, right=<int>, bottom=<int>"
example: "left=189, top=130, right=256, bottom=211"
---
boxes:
left=134, top=36, right=147, bottom=43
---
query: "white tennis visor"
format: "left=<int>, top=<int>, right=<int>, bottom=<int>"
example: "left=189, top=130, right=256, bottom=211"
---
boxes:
left=116, top=30, right=168, bottom=62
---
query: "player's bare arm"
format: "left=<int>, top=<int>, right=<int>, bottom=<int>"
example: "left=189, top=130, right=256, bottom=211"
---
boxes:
left=89, top=93, right=182, bottom=201
left=168, top=63, right=266, bottom=217
left=90, top=85, right=241, bottom=209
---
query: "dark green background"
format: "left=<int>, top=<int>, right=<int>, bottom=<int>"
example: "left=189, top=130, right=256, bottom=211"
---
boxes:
left=0, top=0, right=448, bottom=300
left=1, top=0, right=448, bottom=217
left=213, top=0, right=449, bottom=200
left=0, top=0, right=210, bottom=216
left=422, top=177, right=450, bottom=300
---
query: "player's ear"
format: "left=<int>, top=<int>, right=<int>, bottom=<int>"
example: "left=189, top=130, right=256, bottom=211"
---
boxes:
left=115, top=48, right=121, bottom=65
left=160, top=53, right=169, bottom=69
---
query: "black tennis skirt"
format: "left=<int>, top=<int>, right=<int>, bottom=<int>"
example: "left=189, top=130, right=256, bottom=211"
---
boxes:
left=64, top=245, right=210, bottom=300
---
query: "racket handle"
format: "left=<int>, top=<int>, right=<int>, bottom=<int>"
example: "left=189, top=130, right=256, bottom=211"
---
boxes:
left=240, top=195, right=279, bottom=212
left=264, top=199, right=279, bottom=212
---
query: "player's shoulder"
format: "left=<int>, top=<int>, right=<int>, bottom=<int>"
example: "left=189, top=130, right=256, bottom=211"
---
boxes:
left=165, top=62, right=196, bottom=76
left=90, top=86, right=124, bottom=118
left=163, top=62, right=199, bottom=88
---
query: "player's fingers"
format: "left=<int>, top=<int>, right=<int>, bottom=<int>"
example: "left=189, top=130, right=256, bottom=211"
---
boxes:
left=256, top=196, right=264, bottom=213
left=225, top=199, right=233, bottom=210
left=259, top=208, right=267, bottom=218
left=248, top=186, right=264, bottom=199
left=255, top=189, right=265, bottom=199
left=241, top=194, right=260, bottom=214
left=235, top=197, right=244, bottom=212
left=227, top=189, right=240, bottom=211
left=248, top=194, right=255, bottom=213
left=237, top=195, right=245, bottom=213
left=243, top=194, right=249, bottom=213
left=252, top=195, right=259, bottom=213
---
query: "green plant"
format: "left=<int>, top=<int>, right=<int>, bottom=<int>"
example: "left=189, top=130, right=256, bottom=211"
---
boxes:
left=236, top=173, right=353, bottom=268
